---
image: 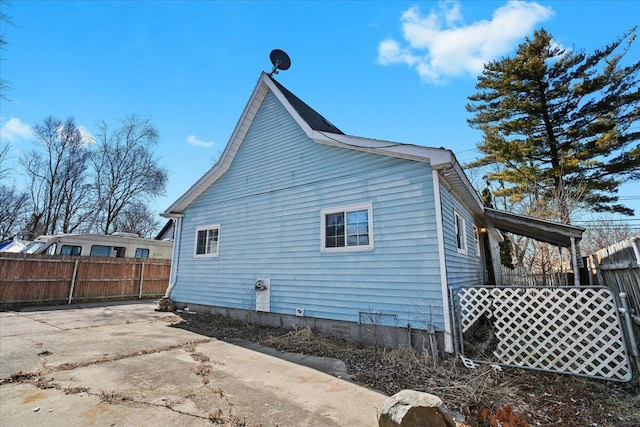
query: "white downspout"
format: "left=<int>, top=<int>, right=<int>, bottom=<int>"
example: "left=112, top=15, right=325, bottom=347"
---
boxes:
left=165, top=215, right=183, bottom=297
left=433, top=170, right=454, bottom=353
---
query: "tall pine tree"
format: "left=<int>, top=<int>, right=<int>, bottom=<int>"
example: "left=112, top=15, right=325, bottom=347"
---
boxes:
left=467, top=27, right=640, bottom=224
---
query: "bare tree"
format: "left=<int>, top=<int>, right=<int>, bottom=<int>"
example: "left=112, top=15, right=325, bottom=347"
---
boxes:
left=0, top=0, right=13, bottom=101
left=113, top=202, right=161, bottom=238
left=0, top=184, right=28, bottom=239
left=0, top=140, right=11, bottom=180
left=581, top=216, right=637, bottom=254
left=91, top=115, right=167, bottom=235
left=21, top=116, right=91, bottom=238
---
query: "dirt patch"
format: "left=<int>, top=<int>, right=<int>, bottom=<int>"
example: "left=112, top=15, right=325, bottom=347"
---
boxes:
left=175, top=311, right=640, bottom=427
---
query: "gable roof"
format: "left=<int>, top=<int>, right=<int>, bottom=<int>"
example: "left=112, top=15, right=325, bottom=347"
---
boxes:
left=163, top=72, right=485, bottom=218
left=163, top=71, right=585, bottom=259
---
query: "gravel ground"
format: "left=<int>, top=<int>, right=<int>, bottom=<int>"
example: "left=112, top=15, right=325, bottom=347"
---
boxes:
left=174, top=311, right=640, bottom=427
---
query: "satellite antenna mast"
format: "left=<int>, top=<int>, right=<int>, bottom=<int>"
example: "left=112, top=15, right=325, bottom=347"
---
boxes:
left=268, top=49, right=291, bottom=76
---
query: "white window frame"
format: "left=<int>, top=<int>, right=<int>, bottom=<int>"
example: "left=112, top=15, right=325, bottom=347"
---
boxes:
left=321, top=202, right=374, bottom=253
left=473, top=226, right=481, bottom=257
left=454, top=210, right=467, bottom=254
left=194, top=224, right=220, bottom=258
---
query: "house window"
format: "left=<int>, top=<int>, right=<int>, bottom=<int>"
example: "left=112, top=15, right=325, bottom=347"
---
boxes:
left=454, top=211, right=467, bottom=254
left=61, top=245, right=82, bottom=256
left=194, top=225, right=220, bottom=257
left=473, top=226, right=481, bottom=257
left=135, top=248, right=150, bottom=258
left=321, top=203, right=373, bottom=252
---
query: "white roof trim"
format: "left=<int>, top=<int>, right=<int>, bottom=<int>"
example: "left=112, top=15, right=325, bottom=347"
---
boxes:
left=163, top=72, right=484, bottom=217
left=163, top=73, right=271, bottom=215
left=311, top=131, right=455, bottom=166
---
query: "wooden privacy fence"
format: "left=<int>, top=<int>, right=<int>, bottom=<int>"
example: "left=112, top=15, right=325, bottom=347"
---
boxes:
left=588, top=235, right=640, bottom=368
left=0, top=252, right=171, bottom=307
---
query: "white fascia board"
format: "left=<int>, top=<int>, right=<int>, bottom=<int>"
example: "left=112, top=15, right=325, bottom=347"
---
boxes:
left=313, top=131, right=490, bottom=223
left=450, top=161, right=485, bottom=213
left=312, top=131, right=455, bottom=165
left=162, top=73, right=271, bottom=215
left=262, top=76, right=316, bottom=138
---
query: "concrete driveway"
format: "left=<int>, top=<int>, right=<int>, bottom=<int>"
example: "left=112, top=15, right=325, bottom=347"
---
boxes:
left=0, top=301, right=387, bottom=427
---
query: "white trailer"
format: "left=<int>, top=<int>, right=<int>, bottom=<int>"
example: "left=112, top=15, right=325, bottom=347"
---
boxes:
left=21, top=232, right=173, bottom=259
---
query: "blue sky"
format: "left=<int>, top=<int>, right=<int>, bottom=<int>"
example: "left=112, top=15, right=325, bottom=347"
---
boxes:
left=1, top=0, right=639, bottom=228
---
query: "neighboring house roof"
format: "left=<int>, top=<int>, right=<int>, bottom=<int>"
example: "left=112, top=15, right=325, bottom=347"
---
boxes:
left=155, top=219, right=175, bottom=241
left=0, top=239, right=28, bottom=253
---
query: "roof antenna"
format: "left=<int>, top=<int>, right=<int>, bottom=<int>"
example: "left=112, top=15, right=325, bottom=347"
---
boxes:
left=268, top=49, right=291, bottom=76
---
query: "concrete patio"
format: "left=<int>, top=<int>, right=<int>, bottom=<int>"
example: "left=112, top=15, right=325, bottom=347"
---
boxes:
left=0, top=301, right=386, bottom=426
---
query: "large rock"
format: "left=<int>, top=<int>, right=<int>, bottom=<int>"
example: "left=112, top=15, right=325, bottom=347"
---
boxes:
left=378, top=390, right=457, bottom=427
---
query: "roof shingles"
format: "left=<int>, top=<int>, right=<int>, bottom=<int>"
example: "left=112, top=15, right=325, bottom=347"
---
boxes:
left=268, top=75, right=344, bottom=135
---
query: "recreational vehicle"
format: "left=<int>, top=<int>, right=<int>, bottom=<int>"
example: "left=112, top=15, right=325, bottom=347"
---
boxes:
left=21, top=233, right=173, bottom=259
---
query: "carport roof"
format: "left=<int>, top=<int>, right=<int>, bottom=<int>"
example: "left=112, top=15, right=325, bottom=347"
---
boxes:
left=484, top=207, right=585, bottom=248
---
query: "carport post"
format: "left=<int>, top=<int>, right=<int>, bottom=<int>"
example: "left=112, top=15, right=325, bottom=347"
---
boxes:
left=570, top=237, right=580, bottom=286
left=68, top=259, right=79, bottom=304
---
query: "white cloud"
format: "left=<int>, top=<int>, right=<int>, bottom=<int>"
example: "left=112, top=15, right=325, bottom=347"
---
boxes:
left=54, top=123, right=95, bottom=146
left=0, top=117, right=33, bottom=142
left=377, top=0, right=554, bottom=83
left=77, top=126, right=96, bottom=145
left=186, top=134, right=214, bottom=148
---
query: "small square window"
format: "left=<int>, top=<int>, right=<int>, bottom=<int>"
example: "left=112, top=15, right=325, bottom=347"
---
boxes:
left=194, top=225, right=220, bottom=257
left=321, top=203, right=373, bottom=252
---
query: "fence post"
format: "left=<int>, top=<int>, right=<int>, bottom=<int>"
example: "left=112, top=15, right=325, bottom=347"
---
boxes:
left=138, top=261, right=145, bottom=298
left=570, top=237, right=580, bottom=286
left=631, top=237, right=640, bottom=266
left=68, top=259, right=79, bottom=304
left=592, top=255, right=604, bottom=286
left=620, top=293, right=639, bottom=364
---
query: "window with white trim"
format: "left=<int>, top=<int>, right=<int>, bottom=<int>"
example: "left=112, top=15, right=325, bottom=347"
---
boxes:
left=194, top=225, right=220, bottom=257
left=473, top=226, right=481, bottom=257
left=454, top=211, right=466, bottom=254
left=321, top=203, right=373, bottom=252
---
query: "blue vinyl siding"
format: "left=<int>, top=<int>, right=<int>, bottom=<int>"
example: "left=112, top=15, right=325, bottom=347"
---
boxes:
left=439, top=183, right=484, bottom=288
left=171, top=90, right=445, bottom=329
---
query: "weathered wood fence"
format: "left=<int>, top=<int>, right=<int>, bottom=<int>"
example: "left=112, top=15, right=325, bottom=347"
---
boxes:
left=588, top=235, right=640, bottom=367
left=0, top=252, right=171, bottom=308
left=500, top=265, right=571, bottom=287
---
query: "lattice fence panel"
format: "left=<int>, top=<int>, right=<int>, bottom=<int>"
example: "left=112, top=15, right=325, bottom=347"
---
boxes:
left=454, top=286, right=632, bottom=382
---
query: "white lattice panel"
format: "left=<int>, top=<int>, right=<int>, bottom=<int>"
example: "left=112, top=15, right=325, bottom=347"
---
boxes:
left=455, top=286, right=632, bottom=382
left=457, top=287, right=493, bottom=333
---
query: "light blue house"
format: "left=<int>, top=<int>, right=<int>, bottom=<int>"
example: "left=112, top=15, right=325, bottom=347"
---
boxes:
left=162, top=72, right=583, bottom=352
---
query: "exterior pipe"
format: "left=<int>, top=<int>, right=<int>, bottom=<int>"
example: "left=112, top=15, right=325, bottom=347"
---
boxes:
left=433, top=169, right=454, bottom=353
left=165, top=215, right=183, bottom=298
